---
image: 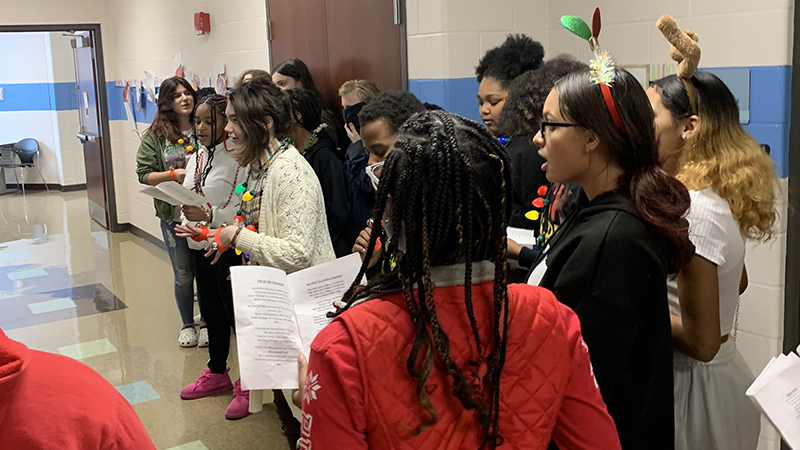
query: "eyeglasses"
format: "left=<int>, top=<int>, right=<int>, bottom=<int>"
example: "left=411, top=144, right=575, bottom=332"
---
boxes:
left=540, top=120, right=578, bottom=139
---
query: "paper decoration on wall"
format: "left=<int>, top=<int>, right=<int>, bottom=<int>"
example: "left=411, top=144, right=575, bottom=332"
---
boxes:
left=173, top=53, right=184, bottom=78
left=649, top=64, right=677, bottom=81
left=214, top=61, right=227, bottom=95
left=137, top=81, right=145, bottom=112
left=145, top=71, right=158, bottom=103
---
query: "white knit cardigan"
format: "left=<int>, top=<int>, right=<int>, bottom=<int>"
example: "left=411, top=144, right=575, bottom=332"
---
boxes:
left=234, top=144, right=336, bottom=273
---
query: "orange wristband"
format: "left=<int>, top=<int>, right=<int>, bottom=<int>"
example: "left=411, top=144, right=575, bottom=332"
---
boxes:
left=170, top=168, right=177, bottom=181
left=192, top=226, right=210, bottom=242
left=214, top=227, right=229, bottom=253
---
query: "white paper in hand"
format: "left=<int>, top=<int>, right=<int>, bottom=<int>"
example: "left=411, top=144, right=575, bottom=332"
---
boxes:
left=156, top=182, right=207, bottom=206
left=231, top=266, right=305, bottom=391
left=747, top=352, right=800, bottom=449
left=507, top=227, right=537, bottom=248
left=289, top=253, right=363, bottom=357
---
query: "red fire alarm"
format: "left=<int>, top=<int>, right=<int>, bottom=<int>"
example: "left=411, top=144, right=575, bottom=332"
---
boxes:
left=194, top=12, right=210, bottom=35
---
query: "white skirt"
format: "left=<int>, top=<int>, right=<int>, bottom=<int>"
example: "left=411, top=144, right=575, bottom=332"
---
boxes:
left=674, top=339, right=761, bottom=450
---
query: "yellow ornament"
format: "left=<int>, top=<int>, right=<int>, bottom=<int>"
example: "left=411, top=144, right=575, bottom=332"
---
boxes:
left=177, top=138, right=185, bottom=144
left=525, top=210, right=540, bottom=221
left=186, top=145, right=194, bottom=152
left=242, top=191, right=254, bottom=202
left=236, top=249, right=243, bottom=255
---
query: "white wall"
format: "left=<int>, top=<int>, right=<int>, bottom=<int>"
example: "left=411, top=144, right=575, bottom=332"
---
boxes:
left=406, top=1, right=794, bottom=449
left=406, top=0, right=793, bottom=79
left=107, top=0, right=270, bottom=239
left=0, top=32, right=85, bottom=187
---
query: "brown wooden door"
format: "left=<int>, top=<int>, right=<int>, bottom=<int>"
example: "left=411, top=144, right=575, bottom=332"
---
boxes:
left=268, top=0, right=405, bottom=120
left=71, top=31, right=109, bottom=229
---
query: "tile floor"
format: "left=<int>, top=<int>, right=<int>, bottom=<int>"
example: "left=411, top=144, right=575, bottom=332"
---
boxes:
left=0, top=190, right=288, bottom=450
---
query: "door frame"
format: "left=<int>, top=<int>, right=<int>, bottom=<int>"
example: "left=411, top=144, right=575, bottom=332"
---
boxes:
left=264, top=0, right=409, bottom=88
left=0, top=23, right=121, bottom=232
left=785, top=3, right=800, bottom=359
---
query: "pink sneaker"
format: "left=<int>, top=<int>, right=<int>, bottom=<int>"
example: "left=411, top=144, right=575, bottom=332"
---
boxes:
left=180, top=367, right=233, bottom=400
left=225, top=379, right=251, bottom=420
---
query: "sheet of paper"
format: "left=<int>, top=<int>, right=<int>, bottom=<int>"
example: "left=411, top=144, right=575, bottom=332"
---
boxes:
left=124, top=102, right=137, bottom=132
left=214, top=60, right=226, bottom=77
left=172, top=53, right=183, bottom=77
left=747, top=353, right=800, bottom=448
left=139, top=185, right=182, bottom=205
left=507, top=227, right=537, bottom=249
left=288, top=253, right=363, bottom=356
left=156, top=181, right=208, bottom=206
left=231, top=266, right=305, bottom=391
left=144, top=71, right=157, bottom=103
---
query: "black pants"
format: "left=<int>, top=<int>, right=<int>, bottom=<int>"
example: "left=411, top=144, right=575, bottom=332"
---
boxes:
left=194, top=249, right=241, bottom=374
left=273, top=389, right=301, bottom=449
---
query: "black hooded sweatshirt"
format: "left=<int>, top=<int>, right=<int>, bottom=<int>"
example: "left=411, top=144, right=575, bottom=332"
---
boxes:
left=528, top=190, right=676, bottom=450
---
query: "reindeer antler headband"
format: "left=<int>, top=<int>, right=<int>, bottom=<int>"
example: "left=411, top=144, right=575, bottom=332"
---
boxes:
left=656, top=15, right=701, bottom=114
left=561, top=8, right=626, bottom=134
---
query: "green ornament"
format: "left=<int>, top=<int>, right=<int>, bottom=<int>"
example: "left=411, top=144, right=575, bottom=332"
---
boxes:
left=537, top=234, right=545, bottom=245
left=235, top=182, right=247, bottom=194
left=561, top=15, right=592, bottom=42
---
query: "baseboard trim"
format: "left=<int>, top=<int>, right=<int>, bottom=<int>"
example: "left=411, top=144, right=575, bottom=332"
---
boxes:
left=5, top=183, right=87, bottom=192
left=125, top=223, right=167, bottom=253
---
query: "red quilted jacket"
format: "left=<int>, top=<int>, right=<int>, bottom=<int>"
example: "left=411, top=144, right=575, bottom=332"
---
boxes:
left=338, top=281, right=572, bottom=449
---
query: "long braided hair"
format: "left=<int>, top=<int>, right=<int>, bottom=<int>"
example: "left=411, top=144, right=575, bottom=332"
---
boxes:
left=332, top=110, right=512, bottom=448
left=193, top=93, right=228, bottom=188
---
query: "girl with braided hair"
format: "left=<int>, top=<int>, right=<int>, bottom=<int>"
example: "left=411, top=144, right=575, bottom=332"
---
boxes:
left=299, top=110, right=621, bottom=449
left=177, top=78, right=334, bottom=446
left=287, top=88, right=351, bottom=258
left=178, top=92, right=250, bottom=419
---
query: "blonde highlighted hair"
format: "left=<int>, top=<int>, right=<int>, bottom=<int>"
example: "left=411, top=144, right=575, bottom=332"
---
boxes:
left=338, top=79, right=381, bottom=103
left=654, top=72, right=778, bottom=241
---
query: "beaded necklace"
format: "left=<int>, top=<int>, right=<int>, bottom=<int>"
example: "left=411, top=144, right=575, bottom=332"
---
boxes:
left=300, top=123, right=327, bottom=157
left=300, top=133, right=318, bottom=157
left=233, top=138, right=292, bottom=231
left=192, top=142, right=240, bottom=209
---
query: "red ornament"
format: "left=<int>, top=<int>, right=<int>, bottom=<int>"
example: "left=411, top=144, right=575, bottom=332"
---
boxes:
left=537, top=185, right=548, bottom=196
left=374, top=237, right=382, bottom=251
left=246, top=224, right=257, bottom=232
left=532, top=198, right=545, bottom=209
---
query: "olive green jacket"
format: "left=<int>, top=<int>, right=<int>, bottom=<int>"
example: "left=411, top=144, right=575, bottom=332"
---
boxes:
left=135, top=131, right=175, bottom=223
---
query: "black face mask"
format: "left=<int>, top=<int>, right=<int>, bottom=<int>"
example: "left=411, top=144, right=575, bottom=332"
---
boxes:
left=343, top=102, right=367, bottom=134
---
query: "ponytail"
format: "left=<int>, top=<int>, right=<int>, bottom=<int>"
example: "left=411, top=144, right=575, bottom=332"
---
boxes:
left=629, top=166, right=691, bottom=272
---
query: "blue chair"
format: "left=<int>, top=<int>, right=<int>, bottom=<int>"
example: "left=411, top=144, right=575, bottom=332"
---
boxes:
left=0, top=138, right=49, bottom=195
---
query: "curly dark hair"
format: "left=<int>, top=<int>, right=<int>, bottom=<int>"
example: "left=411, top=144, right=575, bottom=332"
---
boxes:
left=333, top=110, right=512, bottom=448
left=475, top=34, right=545, bottom=88
left=358, top=90, right=426, bottom=134
left=500, top=54, right=588, bottom=136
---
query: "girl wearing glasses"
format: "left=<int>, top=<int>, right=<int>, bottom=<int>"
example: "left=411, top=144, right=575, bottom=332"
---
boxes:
left=527, top=68, right=692, bottom=450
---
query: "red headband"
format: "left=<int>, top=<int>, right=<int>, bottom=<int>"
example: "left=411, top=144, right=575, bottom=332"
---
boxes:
left=599, top=83, right=626, bottom=134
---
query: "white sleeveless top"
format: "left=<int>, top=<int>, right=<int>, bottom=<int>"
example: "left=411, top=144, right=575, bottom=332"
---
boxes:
left=668, top=188, right=745, bottom=335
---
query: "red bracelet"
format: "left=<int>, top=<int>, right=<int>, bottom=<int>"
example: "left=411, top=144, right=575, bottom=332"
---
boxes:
left=192, top=226, right=210, bottom=242
left=214, top=227, right=229, bottom=253
left=170, top=168, right=177, bottom=181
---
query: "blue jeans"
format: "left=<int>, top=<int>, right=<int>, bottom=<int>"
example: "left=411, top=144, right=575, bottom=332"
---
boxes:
left=160, top=220, right=196, bottom=327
